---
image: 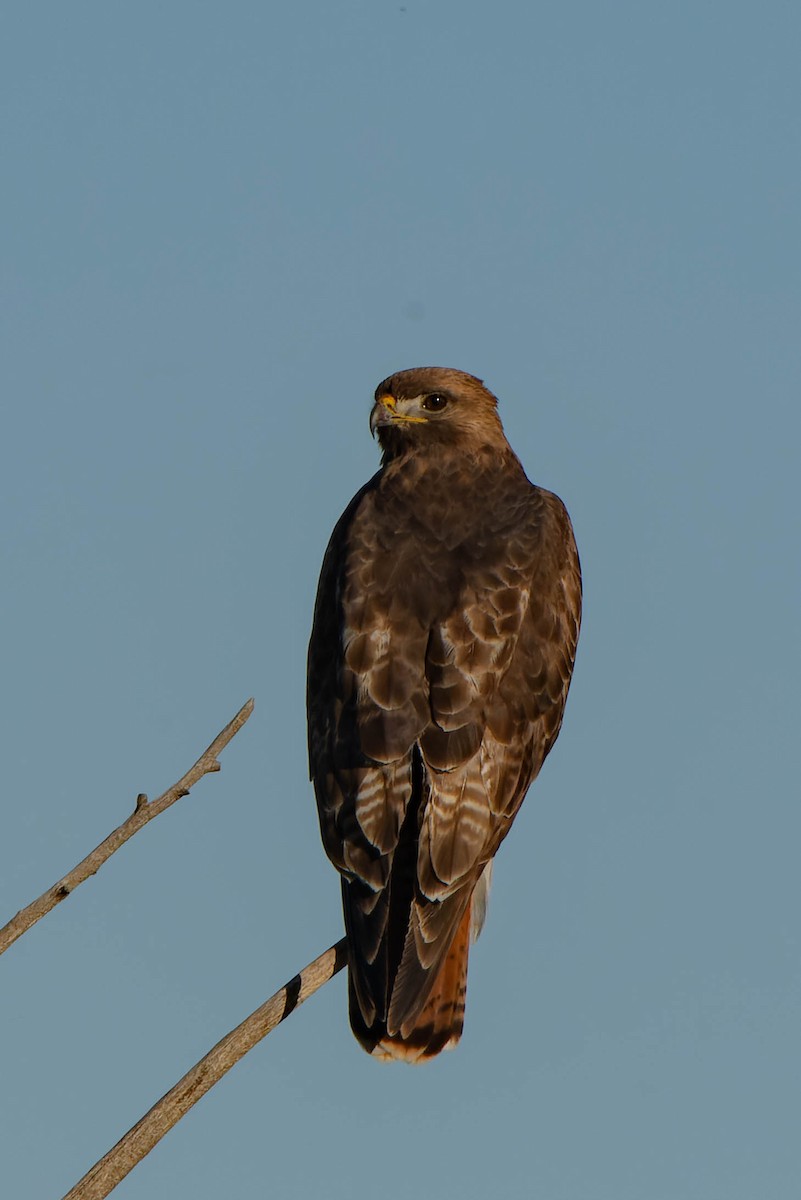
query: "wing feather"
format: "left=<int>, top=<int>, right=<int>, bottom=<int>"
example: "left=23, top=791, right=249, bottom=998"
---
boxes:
left=308, top=449, right=581, bottom=1058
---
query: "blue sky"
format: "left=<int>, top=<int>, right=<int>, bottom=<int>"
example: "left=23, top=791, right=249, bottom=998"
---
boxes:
left=1, top=3, right=799, bottom=1198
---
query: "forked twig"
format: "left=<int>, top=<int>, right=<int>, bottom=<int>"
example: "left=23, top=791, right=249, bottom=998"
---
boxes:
left=0, top=699, right=254, bottom=957
left=63, top=938, right=348, bottom=1200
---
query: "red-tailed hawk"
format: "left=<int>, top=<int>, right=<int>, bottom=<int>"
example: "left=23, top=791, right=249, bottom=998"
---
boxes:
left=307, top=368, right=581, bottom=1061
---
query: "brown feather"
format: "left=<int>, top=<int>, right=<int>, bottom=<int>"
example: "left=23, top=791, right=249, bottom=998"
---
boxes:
left=372, top=901, right=473, bottom=1062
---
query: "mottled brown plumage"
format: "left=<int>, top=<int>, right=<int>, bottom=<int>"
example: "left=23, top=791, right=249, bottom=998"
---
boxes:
left=307, top=367, right=581, bottom=1060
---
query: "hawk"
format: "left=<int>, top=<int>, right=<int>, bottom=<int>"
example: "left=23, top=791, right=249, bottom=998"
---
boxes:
left=307, top=367, right=581, bottom=1061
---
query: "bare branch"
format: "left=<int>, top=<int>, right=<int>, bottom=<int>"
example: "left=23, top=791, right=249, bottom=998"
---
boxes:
left=63, top=937, right=348, bottom=1200
left=0, top=699, right=254, bottom=957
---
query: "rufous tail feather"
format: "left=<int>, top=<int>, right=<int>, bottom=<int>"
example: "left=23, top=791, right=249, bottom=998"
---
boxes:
left=370, top=902, right=472, bottom=1063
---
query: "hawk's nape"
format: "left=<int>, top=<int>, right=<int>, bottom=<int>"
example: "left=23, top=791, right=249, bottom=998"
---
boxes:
left=307, top=367, right=581, bottom=1061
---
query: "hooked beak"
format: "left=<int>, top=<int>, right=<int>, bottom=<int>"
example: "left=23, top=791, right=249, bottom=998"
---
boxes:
left=369, top=394, right=426, bottom=438
left=370, top=393, right=396, bottom=437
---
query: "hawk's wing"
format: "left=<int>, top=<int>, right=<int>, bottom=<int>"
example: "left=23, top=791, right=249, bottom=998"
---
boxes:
left=307, top=466, right=581, bottom=1058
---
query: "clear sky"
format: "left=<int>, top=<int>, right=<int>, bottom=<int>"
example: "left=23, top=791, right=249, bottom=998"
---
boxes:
left=2, top=3, right=799, bottom=1198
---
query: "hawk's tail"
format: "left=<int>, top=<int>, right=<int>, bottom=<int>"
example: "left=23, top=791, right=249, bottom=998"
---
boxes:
left=350, top=902, right=472, bottom=1063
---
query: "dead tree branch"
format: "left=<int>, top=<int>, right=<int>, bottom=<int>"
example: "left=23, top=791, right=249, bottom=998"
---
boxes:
left=0, top=698, right=254, bottom=957
left=62, top=937, right=348, bottom=1200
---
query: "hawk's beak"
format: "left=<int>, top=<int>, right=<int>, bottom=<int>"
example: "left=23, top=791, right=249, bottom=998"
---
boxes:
left=370, top=394, right=396, bottom=437
left=370, top=394, right=426, bottom=437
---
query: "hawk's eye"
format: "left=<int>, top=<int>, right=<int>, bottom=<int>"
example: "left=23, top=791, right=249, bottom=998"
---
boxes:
left=422, top=393, right=448, bottom=412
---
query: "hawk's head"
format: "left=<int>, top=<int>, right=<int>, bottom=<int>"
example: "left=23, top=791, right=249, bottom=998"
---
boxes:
left=370, top=367, right=508, bottom=460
